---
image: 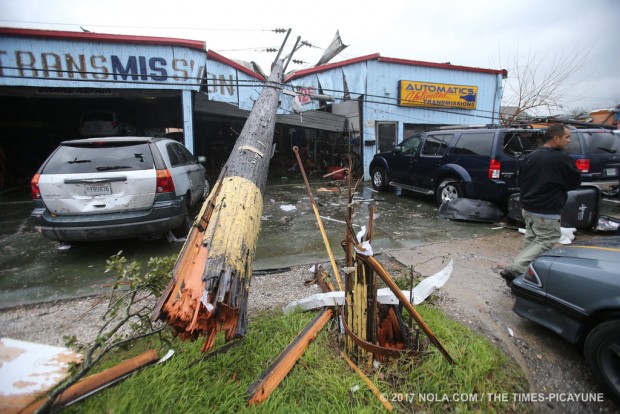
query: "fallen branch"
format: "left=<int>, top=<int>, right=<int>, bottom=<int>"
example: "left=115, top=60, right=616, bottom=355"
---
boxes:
left=340, top=351, right=393, bottom=412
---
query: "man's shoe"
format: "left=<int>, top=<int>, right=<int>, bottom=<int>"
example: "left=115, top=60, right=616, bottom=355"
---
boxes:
left=500, top=269, right=518, bottom=286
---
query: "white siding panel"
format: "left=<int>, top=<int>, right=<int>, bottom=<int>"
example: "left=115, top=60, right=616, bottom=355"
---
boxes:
left=0, top=36, right=206, bottom=90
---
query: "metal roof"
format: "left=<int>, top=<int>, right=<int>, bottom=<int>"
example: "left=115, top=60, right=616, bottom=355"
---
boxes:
left=285, top=53, right=507, bottom=82
left=194, top=93, right=346, bottom=132
left=0, top=27, right=206, bottom=51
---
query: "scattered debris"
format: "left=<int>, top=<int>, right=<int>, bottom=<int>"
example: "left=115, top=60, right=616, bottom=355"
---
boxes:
left=283, top=261, right=454, bottom=313
left=21, top=350, right=169, bottom=413
left=437, top=198, right=505, bottom=223
left=0, top=338, right=82, bottom=413
left=596, top=215, right=620, bottom=232
left=340, top=351, right=393, bottom=412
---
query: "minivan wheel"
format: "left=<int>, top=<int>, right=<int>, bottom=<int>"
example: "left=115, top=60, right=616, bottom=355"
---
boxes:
left=371, top=168, right=387, bottom=191
left=584, top=320, right=620, bottom=405
left=171, top=197, right=192, bottom=239
left=202, top=178, right=211, bottom=200
left=436, top=179, right=463, bottom=205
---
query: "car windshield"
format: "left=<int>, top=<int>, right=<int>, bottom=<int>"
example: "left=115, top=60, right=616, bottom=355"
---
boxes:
left=582, top=131, right=620, bottom=155
left=43, top=142, right=154, bottom=174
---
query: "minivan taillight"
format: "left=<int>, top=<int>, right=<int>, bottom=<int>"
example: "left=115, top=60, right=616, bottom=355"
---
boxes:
left=31, top=173, right=41, bottom=199
left=575, top=159, right=590, bottom=173
left=156, top=169, right=175, bottom=193
left=488, top=159, right=501, bottom=179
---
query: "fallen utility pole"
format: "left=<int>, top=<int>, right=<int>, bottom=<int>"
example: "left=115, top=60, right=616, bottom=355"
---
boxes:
left=152, top=60, right=284, bottom=352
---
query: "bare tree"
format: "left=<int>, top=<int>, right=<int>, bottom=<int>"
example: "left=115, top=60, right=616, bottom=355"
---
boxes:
left=499, top=46, right=590, bottom=126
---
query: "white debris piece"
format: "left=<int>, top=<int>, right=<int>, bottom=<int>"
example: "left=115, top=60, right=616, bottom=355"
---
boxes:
left=559, top=227, right=577, bottom=244
left=283, top=260, right=453, bottom=313
left=280, top=204, right=297, bottom=212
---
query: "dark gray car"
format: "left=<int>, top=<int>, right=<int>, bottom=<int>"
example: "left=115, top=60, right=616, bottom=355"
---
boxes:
left=511, top=237, right=620, bottom=405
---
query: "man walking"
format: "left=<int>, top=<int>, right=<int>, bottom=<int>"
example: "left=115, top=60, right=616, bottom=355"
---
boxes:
left=501, top=124, right=582, bottom=285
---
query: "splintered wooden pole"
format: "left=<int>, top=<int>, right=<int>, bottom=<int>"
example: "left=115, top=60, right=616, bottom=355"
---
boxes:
left=247, top=308, right=332, bottom=405
left=152, top=61, right=284, bottom=352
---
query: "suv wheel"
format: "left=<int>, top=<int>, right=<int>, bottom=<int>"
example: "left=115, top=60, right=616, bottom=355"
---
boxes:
left=584, top=320, right=620, bottom=404
left=436, top=179, right=463, bottom=205
left=371, top=167, right=388, bottom=191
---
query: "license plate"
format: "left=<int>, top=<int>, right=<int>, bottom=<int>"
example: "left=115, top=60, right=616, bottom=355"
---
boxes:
left=604, top=168, right=617, bottom=176
left=84, top=182, right=112, bottom=196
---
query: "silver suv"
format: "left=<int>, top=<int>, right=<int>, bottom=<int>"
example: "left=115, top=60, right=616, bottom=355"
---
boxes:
left=30, top=137, right=209, bottom=242
left=79, top=111, right=136, bottom=137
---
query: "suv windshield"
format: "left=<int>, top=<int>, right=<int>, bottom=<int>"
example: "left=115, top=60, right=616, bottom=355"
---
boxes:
left=43, top=143, right=154, bottom=174
left=581, top=131, right=620, bottom=155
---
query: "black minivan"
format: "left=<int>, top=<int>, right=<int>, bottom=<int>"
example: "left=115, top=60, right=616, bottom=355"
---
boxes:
left=369, top=126, right=544, bottom=206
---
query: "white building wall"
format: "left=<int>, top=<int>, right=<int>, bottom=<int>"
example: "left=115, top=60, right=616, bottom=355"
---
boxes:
left=0, top=35, right=206, bottom=90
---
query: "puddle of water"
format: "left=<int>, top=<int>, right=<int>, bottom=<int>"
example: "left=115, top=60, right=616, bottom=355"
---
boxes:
left=4, top=182, right=614, bottom=309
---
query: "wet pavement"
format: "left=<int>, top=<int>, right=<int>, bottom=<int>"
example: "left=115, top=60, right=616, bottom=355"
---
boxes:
left=1, top=178, right=619, bottom=309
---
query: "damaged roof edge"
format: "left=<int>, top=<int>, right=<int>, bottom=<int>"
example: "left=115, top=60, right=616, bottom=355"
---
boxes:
left=0, top=27, right=206, bottom=51
left=285, top=53, right=508, bottom=82
left=207, top=50, right=267, bottom=81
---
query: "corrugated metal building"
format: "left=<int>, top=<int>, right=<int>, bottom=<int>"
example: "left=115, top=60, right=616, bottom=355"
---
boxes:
left=0, top=27, right=505, bottom=188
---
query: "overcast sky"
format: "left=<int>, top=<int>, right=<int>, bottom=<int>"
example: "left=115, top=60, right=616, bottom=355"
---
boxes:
left=1, top=0, right=618, bottom=114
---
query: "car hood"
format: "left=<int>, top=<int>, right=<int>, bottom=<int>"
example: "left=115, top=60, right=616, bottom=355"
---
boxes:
left=540, top=236, right=620, bottom=262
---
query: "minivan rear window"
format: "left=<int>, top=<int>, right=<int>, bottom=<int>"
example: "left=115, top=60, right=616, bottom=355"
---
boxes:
left=581, top=131, right=620, bottom=155
left=43, top=143, right=155, bottom=174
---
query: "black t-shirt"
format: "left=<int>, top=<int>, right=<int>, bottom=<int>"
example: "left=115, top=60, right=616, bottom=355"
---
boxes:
left=518, top=147, right=582, bottom=215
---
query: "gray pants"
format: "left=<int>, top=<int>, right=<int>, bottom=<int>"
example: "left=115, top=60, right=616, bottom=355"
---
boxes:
left=507, top=209, right=561, bottom=275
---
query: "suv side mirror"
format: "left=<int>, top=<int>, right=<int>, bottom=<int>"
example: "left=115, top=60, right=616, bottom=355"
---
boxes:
left=393, top=146, right=402, bottom=154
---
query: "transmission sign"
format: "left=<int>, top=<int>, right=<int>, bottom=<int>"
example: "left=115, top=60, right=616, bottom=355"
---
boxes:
left=398, top=80, right=478, bottom=110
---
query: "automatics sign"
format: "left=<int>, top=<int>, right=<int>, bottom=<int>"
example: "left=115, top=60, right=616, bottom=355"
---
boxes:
left=398, top=80, right=477, bottom=110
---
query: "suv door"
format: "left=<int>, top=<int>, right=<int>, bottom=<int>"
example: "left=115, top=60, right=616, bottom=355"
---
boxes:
left=410, top=133, right=454, bottom=189
left=390, top=135, right=422, bottom=184
left=497, top=130, right=543, bottom=193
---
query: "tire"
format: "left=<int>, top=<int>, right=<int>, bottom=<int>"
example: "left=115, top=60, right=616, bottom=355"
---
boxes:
left=202, top=178, right=211, bottom=200
left=436, top=179, right=463, bottom=206
left=171, top=196, right=192, bottom=239
left=371, top=167, right=388, bottom=191
left=584, top=320, right=620, bottom=405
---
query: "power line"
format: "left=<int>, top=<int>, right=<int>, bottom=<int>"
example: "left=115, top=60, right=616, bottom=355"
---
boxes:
left=0, top=19, right=269, bottom=32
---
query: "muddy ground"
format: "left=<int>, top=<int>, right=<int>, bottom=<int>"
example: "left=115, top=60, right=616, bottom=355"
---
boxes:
left=385, top=230, right=618, bottom=413
left=1, top=230, right=618, bottom=413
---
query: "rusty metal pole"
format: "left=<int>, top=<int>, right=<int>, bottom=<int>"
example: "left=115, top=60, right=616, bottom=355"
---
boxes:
left=153, top=60, right=285, bottom=352
left=292, top=146, right=344, bottom=291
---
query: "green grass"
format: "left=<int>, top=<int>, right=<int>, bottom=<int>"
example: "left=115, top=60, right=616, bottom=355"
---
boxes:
left=63, top=306, right=529, bottom=413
